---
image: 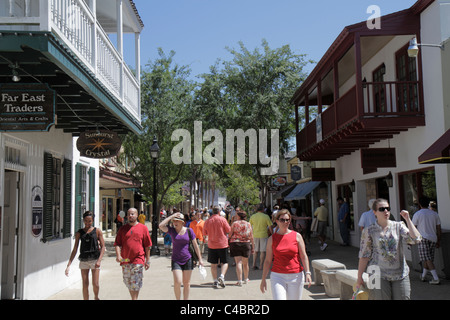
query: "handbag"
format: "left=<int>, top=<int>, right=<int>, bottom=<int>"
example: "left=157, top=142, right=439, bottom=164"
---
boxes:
left=188, top=229, right=199, bottom=267
left=311, top=217, right=319, bottom=232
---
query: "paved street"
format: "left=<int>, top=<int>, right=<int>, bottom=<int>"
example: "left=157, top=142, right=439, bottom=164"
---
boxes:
left=47, top=234, right=449, bottom=301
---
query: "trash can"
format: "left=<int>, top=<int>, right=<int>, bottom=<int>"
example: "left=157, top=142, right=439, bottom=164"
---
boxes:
left=321, top=270, right=340, bottom=298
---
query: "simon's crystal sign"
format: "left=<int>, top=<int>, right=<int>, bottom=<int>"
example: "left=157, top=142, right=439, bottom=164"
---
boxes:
left=0, top=83, right=55, bottom=132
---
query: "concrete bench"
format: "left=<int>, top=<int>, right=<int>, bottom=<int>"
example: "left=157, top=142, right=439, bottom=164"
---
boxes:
left=335, top=269, right=369, bottom=300
left=311, top=259, right=346, bottom=285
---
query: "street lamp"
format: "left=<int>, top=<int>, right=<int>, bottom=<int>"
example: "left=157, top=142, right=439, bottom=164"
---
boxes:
left=408, top=37, right=444, bottom=58
left=150, top=136, right=160, bottom=256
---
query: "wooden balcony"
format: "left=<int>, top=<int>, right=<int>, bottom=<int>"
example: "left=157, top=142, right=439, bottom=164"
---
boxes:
left=297, top=81, right=425, bottom=161
left=0, top=0, right=142, bottom=134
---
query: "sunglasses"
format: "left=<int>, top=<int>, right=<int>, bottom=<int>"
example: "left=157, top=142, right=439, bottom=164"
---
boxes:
left=278, top=218, right=290, bottom=223
left=377, top=207, right=391, bottom=212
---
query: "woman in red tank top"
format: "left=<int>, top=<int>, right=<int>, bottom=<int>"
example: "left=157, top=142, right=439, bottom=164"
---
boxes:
left=260, top=209, right=311, bottom=300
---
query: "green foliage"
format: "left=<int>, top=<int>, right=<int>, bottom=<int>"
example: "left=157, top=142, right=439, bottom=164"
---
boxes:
left=123, top=40, right=311, bottom=207
left=122, top=49, right=195, bottom=209
left=217, top=165, right=260, bottom=206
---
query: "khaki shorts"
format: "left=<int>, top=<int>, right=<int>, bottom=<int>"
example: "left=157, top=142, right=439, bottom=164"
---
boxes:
left=79, top=259, right=99, bottom=270
left=254, top=237, right=268, bottom=252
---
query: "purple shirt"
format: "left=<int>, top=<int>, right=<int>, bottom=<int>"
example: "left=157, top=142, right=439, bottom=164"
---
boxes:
left=168, top=226, right=195, bottom=265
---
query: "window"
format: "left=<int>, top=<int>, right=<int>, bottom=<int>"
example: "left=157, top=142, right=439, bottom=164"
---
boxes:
left=396, top=45, right=419, bottom=112
left=75, top=163, right=96, bottom=230
left=43, top=153, right=71, bottom=242
left=373, top=63, right=386, bottom=113
left=399, top=168, right=436, bottom=214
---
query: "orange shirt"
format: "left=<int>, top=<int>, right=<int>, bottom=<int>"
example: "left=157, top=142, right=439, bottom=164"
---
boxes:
left=203, top=214, right=231, bottom=249
left=190, top=219, right=205, bottom=241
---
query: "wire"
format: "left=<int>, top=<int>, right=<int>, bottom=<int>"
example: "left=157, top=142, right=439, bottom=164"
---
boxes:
left=0, top=54, right=110, bottom=131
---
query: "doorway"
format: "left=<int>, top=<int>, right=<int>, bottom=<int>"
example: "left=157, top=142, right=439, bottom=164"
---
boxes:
left=1, top=170, right=23, bottom=300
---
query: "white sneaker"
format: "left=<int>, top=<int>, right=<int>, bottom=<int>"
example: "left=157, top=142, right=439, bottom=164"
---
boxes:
left=320, top=243, right=328, bottom=251
left=218, top=276, right=226, bottom=288
left=429, top=279, right=440, bottom=285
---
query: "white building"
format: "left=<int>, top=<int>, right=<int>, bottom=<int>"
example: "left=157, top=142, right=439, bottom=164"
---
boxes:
left=293, top=0, right=450, bottom=278
left=0, top=0, right=143, bottom=299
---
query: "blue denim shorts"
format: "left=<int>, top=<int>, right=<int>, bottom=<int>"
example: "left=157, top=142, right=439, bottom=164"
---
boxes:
left=171, top=258, right=194, bottom=271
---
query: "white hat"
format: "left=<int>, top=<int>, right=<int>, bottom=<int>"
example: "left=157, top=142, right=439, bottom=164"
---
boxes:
left=319, top=199, right=325, bottom=204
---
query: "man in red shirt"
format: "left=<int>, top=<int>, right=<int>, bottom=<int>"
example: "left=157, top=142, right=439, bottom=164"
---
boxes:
left=203, top=206, right=231, bottom=288
left=114, top=208, right=152, bottom=300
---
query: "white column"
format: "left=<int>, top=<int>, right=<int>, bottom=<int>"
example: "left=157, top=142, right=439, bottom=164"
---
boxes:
left=91, top=0, right=97, bottom=71
left=135, top=32, right=141, bottom=116
left=116, top=0, right=124, bottom=102
left=38, top=0, right=51, bottom=31
left=135, top=32, right=141, bottom=84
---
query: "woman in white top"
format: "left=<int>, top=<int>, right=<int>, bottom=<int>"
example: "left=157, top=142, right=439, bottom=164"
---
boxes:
left=357, top=199, right=421, bottom=300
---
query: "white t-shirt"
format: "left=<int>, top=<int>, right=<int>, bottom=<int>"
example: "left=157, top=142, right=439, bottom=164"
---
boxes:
left=412, top=208, right=441, bottom=242
left=358, top=210, right=376, bottom=229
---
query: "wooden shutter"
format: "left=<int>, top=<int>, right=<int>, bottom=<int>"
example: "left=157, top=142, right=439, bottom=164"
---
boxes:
left=74, top=163, right=82, bottom=231
left=43, top=152, right=53, bottom=242
left=89, top=167, right=96, bottom=224
left=63, top=159, right=72, bottom=238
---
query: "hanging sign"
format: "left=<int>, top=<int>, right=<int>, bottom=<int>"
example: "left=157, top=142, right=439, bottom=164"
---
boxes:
left=32, top=186, right=43, bottom=237
left=361, top=148, right=396, bottom=169
left=0, top=83, right=55, bottom=132
left=311, top=168, right=336, bottom=181
left=291, top=165, right=302, bottom=181
left=76, top=130, right=122, bottom=159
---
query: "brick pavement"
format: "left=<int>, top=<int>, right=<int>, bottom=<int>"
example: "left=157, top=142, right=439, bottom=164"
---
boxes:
left=47, top=235, right=449, bottom=301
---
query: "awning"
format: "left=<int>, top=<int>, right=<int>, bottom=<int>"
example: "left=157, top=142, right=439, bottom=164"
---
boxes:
left=284, top=181, right=321, bottom=201
left=418, top=129, right=450, bottom=164
left=274, top=184, right=296, bottom=200
left=99, top=167, right=141, bottom=190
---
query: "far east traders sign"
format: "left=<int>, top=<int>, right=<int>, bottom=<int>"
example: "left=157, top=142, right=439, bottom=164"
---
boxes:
left=77, top=130, right=122, bottom=159
left=0, top=83, right=55, bottom=132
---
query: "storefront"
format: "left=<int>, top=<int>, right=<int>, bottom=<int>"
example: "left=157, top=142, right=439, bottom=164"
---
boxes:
left=0, top=0, right=143, bottom=299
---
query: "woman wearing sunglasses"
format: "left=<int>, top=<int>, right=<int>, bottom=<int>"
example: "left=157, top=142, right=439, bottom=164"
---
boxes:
left=357, top=198, right=421, bottom=300
left=260, top=209, right=312, bottom=300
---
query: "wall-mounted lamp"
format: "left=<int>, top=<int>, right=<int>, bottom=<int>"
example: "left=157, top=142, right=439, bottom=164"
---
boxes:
left=349, top=179, right=356, bottom=193
left=385, top=172, right=393, bottom=188
left=408, top=37, right=444, bottom=58
left=9, top=62, right=21, bottom=82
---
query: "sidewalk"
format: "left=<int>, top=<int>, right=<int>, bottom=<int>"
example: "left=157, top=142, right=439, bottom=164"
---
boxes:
left=47, top=235, right=449, bottom=300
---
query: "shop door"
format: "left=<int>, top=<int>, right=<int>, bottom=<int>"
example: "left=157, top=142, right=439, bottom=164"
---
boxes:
left=1, top=171, right=20, bottom=300
left=102, top=197, right=113, bottom=231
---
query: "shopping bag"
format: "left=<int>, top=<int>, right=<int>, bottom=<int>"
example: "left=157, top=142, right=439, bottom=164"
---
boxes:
left=310, top=218, right=318, bottom=232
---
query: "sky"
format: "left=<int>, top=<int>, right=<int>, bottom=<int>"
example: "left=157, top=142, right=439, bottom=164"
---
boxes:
left=126, top=0, right=417, bottom=79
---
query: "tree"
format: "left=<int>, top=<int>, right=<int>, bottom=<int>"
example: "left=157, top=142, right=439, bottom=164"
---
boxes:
left=122, top=49, right=195, bottom=215
left=194, top=39, right=312, bottom=204
left=217, top=164, right=260, bottom=207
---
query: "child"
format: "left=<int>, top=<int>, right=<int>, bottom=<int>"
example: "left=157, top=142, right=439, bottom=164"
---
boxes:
left=163, top=231, right=172, bottom=256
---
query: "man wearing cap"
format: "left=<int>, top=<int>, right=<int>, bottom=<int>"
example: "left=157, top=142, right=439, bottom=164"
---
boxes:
left=203, top=206, right=231, bottom=288
left=314, top=199, right=328, bottom=251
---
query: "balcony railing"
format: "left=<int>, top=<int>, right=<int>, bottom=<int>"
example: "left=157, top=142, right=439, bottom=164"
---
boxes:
left=297, top=81, right=423, bottom=157
left=0, top=0, right=141, bottom=124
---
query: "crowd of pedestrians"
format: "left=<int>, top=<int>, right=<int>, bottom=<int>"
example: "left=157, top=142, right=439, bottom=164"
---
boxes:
left=64, top=195, right=442, bottom=301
